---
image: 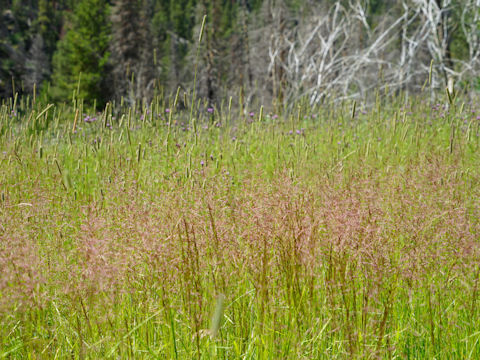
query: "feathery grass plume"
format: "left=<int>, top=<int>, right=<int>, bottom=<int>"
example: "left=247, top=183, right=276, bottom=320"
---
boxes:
left=1, top=93, right=480, bottom=358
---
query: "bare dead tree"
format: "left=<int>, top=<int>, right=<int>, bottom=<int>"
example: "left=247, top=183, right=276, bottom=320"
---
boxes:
left=247, top=0, right=480, bottom=107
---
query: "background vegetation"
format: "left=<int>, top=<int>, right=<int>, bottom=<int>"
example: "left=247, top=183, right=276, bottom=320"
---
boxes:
left=1, top=0, right=480, bottom=108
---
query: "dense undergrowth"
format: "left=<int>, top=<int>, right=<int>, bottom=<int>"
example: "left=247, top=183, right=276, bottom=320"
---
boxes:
left=1, top=93, right=480, bottom=358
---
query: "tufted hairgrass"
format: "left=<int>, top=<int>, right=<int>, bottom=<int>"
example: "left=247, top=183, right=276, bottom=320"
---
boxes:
left=1, top=91, right=480, bottom=358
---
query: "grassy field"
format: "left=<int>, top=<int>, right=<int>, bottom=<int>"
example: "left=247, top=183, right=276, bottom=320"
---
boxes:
left=1, top=92, right=480, bottom=359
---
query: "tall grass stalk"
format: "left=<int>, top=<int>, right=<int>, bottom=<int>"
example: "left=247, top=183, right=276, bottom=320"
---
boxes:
left=0, top=87, right=480, bottom=358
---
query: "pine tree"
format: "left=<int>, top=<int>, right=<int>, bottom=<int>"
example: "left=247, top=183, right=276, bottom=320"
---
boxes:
left=50, top=0, right=111, bottom=106
left=111, top=0, right=154, bottom=103
left=152, top=0, right=197, bottom=89
left=200, top=0, right=239, bottom=105
left=24, top=34, right=50, bottom=92
left=0, top=0, right=33, bottom=98
left=36, top=0, right=60, bottom=59
left=22, top=0, right=62, bottom=93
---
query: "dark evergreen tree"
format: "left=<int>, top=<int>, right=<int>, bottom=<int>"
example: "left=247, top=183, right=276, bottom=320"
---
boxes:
left=195, top=0, right=240, bottom=105
left=111, top=0, right=154, bottom=103
left=36, top=0, right=61, bottom=58
left=22, top=0, right=63, bottom=93
left=24, top=34, right=50, bottom=92
left=50, top=0, right=111, bottom=106
left=151, top=0, right=197, bottom=89
left=0, top=0, right=35, bottom=98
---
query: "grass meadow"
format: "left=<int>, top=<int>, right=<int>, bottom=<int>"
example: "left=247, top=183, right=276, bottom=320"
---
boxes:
left=1, top=91, right=480, bottom=359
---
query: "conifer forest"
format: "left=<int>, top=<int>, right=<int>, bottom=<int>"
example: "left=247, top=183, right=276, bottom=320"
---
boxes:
left=1, top=0, right=480, bottom=106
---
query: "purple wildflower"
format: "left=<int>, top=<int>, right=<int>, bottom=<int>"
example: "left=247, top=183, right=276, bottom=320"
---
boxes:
left=207, top=107, right=214, bottom=114
left=249, top=112, right=255, bottom=117
left=165, top=108, right=171, bottom=113
left=83, top=115, right=97, bottom=123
